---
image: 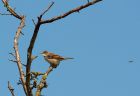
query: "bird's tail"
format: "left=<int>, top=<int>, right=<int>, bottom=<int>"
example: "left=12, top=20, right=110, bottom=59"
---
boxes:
left=64, top=57, right=74, bottom=60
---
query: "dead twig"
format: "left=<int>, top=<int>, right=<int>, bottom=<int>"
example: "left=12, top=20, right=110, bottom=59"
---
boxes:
left=8, top=81, right=15, bottom=96
left=40, top=2, right=55, bottom=17
left=2, top=0, right=23, bottom=19
left=9, top=53, right=16, bottom=58
left=32, top=19, right=36, bottom=26
left=0, top=12, right=12, bottom=15
left=9, top=59, right=27, bottom=67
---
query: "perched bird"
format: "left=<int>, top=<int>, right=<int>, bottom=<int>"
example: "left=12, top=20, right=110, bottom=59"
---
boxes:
left=41, top=51, right=73, bottom=68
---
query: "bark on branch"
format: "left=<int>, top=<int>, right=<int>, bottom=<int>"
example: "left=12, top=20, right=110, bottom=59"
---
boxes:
left=40, top=0, right=102, bottom=24
left=2, top=0, right=27, bottom=95
left=13, top=16, right=28, bottom=95
left=26, top=2, right=54, bottom=93
left=36, top=66, right=53, bottom=96
left=26, top=17, right=41, bottom=96
left=2, top=0, right=23, bottom=19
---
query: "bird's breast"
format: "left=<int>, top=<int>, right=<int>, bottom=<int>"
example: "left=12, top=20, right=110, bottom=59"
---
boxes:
left=44, top=57, right=60, bottom=64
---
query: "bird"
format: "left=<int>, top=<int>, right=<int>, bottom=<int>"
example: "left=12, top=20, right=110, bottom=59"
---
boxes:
left=41, top=50, right=73, bottom=68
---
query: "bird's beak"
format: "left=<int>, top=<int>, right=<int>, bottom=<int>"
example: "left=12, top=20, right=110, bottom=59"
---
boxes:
left=40, top=52, right=43, bottom=55
left=40, top=52, right=46, bottom=56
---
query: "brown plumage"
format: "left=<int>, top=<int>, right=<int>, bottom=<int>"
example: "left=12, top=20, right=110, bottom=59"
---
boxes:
left=41, top=51, right=73, bottom=68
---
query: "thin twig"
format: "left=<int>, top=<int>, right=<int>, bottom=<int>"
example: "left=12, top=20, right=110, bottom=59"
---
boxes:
left=9, top=59, right=27, bottom=67
left=8, top=81, right=15, bottom=96
left=32, top=19, right=36, bottom=26
left=21, top=31, right=24, bottom=35
left=40, top=2, right=54, bottom=17
left=9, top=53, right=16, bottom=58
left=0, top=12, right=12, bottom=15
left=17, top=79, right=23, bottom=85
left=2, top=0, right=23, bottom=20
left=40, top=0, right=102, bottom=24
left=8, top=59, right=17, bottom=63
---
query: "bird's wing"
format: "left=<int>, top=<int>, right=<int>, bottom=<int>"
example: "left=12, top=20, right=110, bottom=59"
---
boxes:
left=48, top=52, right=64, bottom=60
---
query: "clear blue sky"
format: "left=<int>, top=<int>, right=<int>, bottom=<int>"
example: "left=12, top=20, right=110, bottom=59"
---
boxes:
left=0, top=0, right=140, bottom=96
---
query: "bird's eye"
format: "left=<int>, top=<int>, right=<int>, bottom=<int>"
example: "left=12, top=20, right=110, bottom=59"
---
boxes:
left=47, top=55, right=51, bottom=58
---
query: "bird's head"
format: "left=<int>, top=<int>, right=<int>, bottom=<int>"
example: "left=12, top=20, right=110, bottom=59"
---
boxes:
left=40, top=51, right=48, bottom=56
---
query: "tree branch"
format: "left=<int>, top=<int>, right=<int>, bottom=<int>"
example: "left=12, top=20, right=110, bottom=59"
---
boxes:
left=26, top=16, right=42, bottom=96
left=2, top=0, right=28, bottom=95
left=26, top=2, right=54, bottom=93
left=2, top=0, right=23, bottom=20
left=40, top=2, right=54, bottom=17
left=40, top=0, right=102, bottom=24
left=0, top=12, right=12, bottom=15
left=36, top=66, right=53, bottom=96
left=26, top=0, right=102, bottom=95
left=2, top=0, right=102, bottom=96
left=13, top=16, right=28, bottom=95
left=8, top=81, right=15, bottom=96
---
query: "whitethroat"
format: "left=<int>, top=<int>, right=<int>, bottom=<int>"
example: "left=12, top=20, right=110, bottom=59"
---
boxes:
left=41, top=51, right=73, bottom=68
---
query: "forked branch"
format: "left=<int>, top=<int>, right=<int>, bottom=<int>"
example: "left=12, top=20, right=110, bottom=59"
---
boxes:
left=2, top=0, right=27, bottom=95
left=2, top=0, right=23, bottom=19
left=40, top=0, right=102, bottom=24
left=26, top=2, right=54, bottom=94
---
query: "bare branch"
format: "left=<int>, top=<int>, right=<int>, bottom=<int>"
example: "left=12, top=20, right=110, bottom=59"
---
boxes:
left=8, top=59, right=17, bottom=63
left=32, top=19, right=36, bottom=26
left=26, top=16, right=42, bottom=96
left=0, top=12, right=12, bottom=15
left=8, top=81, right=15, bottom=96
left=21, top=31, right=24, bottom=35
left=40, top=0, right=102, bottom=24
left=40, top=2, right=55, bottom=17
left=9, top=52, right=16, bottom=58
left=26, top=2, right=54, bottom=79
left=13, top=16, right=28, bottom=95
left=2, top=0, right=23, bottom=20
left=36, top=66, right=53, bottom=96
left=2, top=1, right=27, bottom=94
left=9, top=59, right=27, bottom=67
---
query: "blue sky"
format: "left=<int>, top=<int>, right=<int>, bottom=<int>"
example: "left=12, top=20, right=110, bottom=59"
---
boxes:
left=0, top=0, right=140, bottom=96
